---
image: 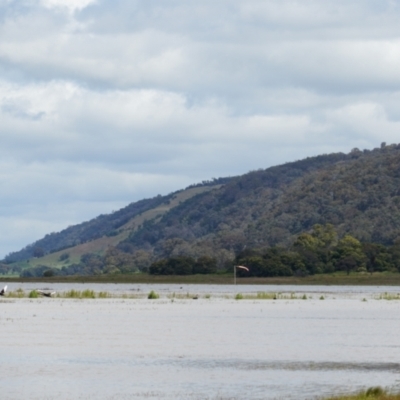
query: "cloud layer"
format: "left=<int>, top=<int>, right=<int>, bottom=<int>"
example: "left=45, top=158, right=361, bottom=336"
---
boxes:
left=1, top=0, right=400, bottom=257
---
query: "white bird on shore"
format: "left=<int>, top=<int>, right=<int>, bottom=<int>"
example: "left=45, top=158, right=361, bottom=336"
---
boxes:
left=37, top=290, right=56, bottom=297
left=0, top=285, right=7, bottom=296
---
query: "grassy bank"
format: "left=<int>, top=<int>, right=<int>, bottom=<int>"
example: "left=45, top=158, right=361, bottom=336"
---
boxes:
left=2, top=271, right=400, bottom=285
left=324, top=387, right=400, bottom=400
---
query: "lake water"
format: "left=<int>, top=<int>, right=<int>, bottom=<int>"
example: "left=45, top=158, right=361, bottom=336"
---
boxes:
left=1, top=284, right=400, bottom=399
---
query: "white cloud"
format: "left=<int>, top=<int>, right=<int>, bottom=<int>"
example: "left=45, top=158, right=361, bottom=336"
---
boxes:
left=40, top=0, right=96, bottom=13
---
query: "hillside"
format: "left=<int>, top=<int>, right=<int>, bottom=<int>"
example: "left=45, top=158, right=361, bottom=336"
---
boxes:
left=4, top=142, right=400, bottom=276
left=3, top=183, right=226, bottom=265
left=119, top=144, right=400, bottom=258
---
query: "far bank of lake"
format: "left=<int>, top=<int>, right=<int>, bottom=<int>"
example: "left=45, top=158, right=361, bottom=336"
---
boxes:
left=3, top=271, right=400, bottom=285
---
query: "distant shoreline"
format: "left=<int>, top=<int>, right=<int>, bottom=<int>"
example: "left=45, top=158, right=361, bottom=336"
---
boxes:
left=3, top=272, right=400, bottom=285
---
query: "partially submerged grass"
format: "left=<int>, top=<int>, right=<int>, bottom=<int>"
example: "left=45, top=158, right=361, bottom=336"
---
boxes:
left=148, top=290, right=159, bottom=299
left=167, top=292, right=198, bottom=299
left=323, top=387, right=400, bottom=400
left=377, top=292, right=400, bottom=300
left=6, top=288, right=25, bottom=298
left=28, top=290, right=39, bottom=298
left=234, top=291, right=310, bottom=300
left=2, top=288, right=144, bottom=299
left=63, top=289, right=103, bottom=299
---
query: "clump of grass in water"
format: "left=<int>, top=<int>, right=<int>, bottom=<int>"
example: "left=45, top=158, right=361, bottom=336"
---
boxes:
left=28, top=290, right=39, bottom=298
left=65, top=289, right=80, bottom=298
left=98, top=291, right=110, bottom=298
left=320, top=296, right=325, bottom=300
left=235, top=293, right=244, bottom=300
left=204, top=294, right=211, bottom=299
left=366, top=387, right=385, bottom=397
left=235, top=292, right=307, bottom=300
left=148, top=290, right=159, bottom=299
left=81, top=289, right=95, bottom=298
left=7, top=288, right=25, bottom=298
left=378, top=292, right=400, bottom=300
left=324, top=386, right=398, bottom=399
left=256, top=292, right=277, bottom=299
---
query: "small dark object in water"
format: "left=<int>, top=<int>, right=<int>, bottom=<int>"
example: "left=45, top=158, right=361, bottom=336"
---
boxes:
left=38, top=290, right=56, bottom=297
left=192, top=296, right=198, bottom=300
left=0, top=285, right=7, bottom=296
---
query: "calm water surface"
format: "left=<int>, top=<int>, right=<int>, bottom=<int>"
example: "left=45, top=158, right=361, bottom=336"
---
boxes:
left=1, top=284, right=400, bottom=399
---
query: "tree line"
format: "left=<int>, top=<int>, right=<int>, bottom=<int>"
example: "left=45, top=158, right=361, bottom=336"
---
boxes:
left=14, top=223, right=400, bottom=278
left=147, top=224, right=400, bottom=277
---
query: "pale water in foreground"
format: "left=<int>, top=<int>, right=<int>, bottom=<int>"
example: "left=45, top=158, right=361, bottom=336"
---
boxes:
left=1, top=284, right=400, bottom=399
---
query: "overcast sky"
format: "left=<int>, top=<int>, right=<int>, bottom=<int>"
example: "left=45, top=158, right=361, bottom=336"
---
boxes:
left=1, top=0, right=400, bottom=258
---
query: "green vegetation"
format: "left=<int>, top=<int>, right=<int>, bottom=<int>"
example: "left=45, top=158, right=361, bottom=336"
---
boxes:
left=64, top=289, right=96, bottom=299
left=377, top=292, right=400, bottom=300
left=6, top=288, right=25, bottom=298
left=28, top=290, right=39, bottom=298
left=323, top=387, right=400, bottom=400
left=3, top=184, right=225, bottom=265
left=147, top=290, right=159, bottom=299
left=149, top=256, right=217, bottom=276
left=234, top=291, right=310, bottom=300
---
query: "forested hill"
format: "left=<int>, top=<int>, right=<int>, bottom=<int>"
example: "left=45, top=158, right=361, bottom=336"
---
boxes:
left=5, top=143, right=400, bottom=273
left=118, top=143, right=400, bottom=263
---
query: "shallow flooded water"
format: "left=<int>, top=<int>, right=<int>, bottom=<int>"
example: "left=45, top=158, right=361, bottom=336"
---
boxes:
left=1, top=284, right=400, bottom=399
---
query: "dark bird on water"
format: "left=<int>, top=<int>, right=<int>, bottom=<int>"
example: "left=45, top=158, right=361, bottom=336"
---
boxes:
left=37, top=290, right=56, bottom=297
left=0, top=285, right=7, bottom=296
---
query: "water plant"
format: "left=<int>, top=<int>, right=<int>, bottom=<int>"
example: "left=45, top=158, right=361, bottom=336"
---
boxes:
left=28, top=290, right=39, bottom=298
left=235, top=293, right=243, bottom=300
left=64, top=289, right=80, bottom=298
left=233, top=292, right=312, bottom=300
left=81, top=289, right=96, bottom=299
left=148, top=290, right=159, bottom=299
left=323, top=386, right=398, bottom=400
left=256, top=292, right=277, bottom=299
left=7, top=288, right=25, bottom=298
left=365, top=387, right=385, bottom=397
left=378, top=292, right=400, bottom=300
